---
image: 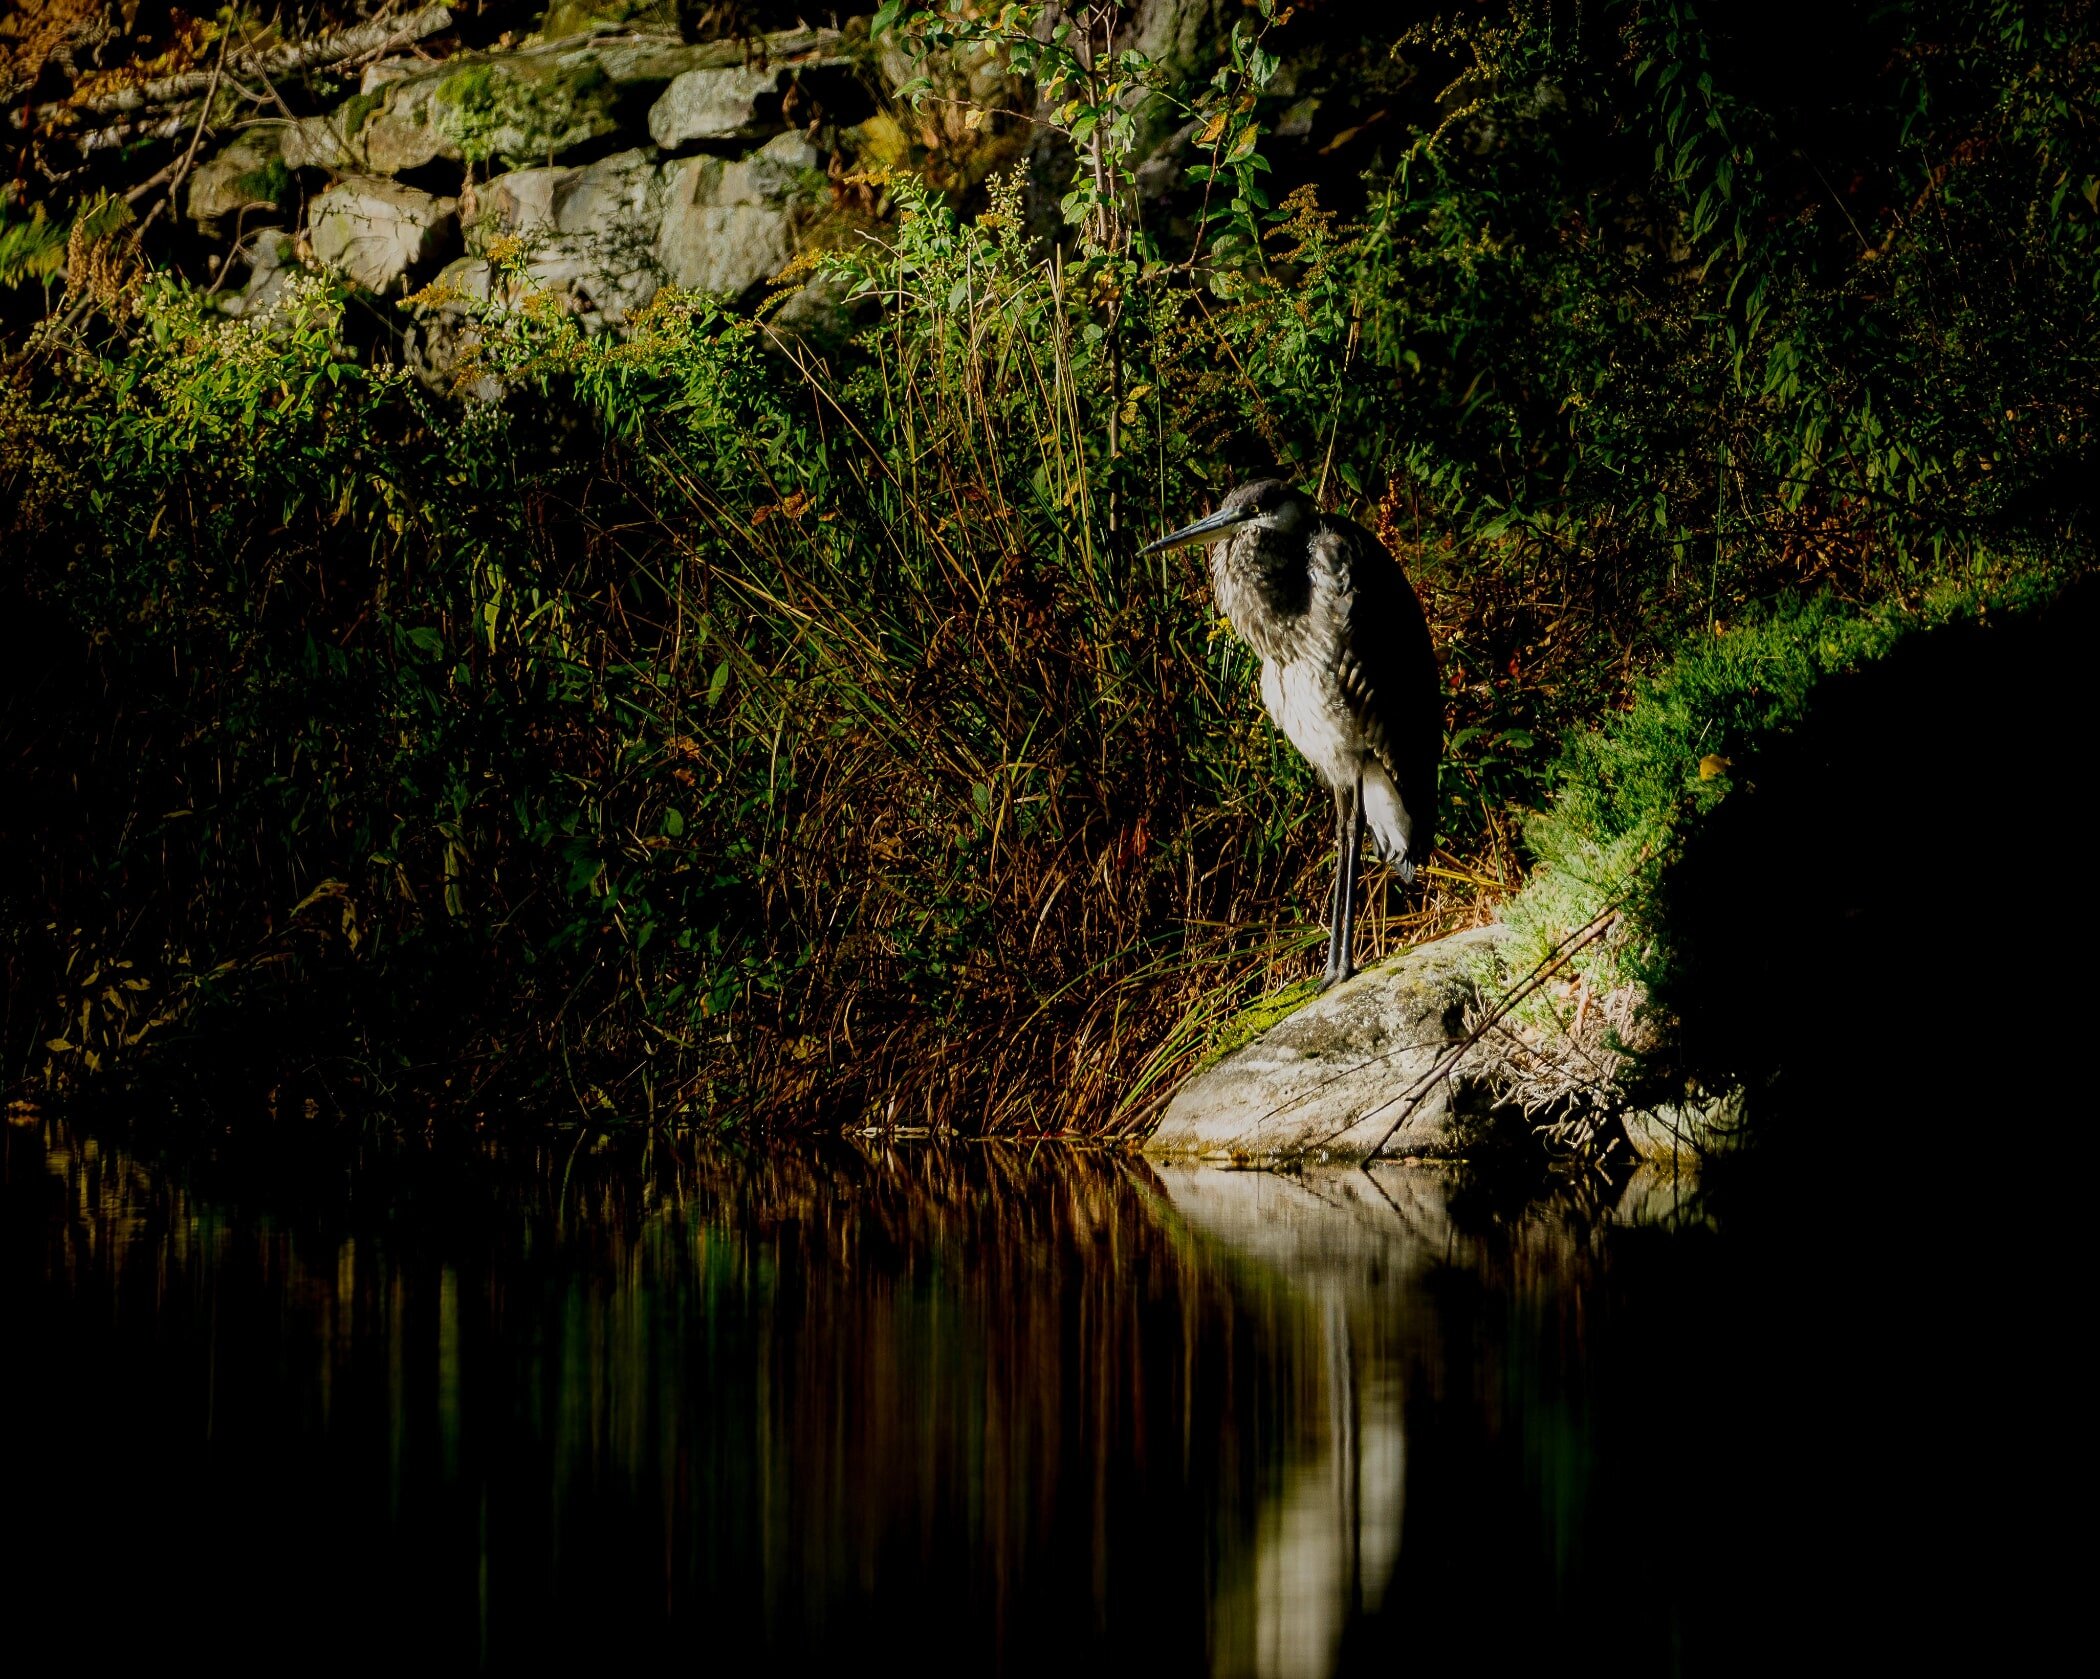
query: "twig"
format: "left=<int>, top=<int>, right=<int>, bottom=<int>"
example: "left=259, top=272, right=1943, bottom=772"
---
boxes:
left=1358, top=908, right=1619, bottom=1159
left=164, top=36, right=229, bottom=224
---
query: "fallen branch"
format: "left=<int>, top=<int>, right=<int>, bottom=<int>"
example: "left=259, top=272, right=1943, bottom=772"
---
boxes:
left=14, top=4, right=453, bottom=127
left=1355, top=908, right=1621, bottom=1159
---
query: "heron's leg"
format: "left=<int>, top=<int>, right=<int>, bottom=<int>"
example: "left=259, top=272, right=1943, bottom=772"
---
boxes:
left=1335, top=774, right=1364, bottom=984
left=1322, top=779, right=1363, bottom=988
left=1322, top=785, right=1349, bottom=984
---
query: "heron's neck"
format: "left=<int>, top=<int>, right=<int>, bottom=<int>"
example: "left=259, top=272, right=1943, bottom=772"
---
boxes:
left=1212, top=528, right=1315, bottom=659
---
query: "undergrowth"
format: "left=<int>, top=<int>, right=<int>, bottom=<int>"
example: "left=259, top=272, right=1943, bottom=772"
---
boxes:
left=1477, top=553, right=2087, bottom=1128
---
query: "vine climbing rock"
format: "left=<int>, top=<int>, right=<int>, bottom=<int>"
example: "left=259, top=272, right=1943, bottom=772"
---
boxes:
left=1144, top=924, right=1513, bottom=1163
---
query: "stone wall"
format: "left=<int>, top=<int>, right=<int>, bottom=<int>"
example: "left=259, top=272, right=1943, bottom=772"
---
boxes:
left=180, top=16, right=869, bottom=373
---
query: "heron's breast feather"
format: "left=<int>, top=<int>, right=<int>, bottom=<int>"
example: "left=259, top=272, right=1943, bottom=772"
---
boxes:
left=1260, top=657, right=1364, bottom=788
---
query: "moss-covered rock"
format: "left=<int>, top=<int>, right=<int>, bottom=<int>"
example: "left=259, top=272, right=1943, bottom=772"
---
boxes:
left=185, top=128, right=290, bottom=230
left=538, top=0, right=680, bottom=40
left=431, top=56, right=622, bottom=167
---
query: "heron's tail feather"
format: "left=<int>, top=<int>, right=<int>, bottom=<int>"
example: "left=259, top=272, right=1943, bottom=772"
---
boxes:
left=1361, top=763, right=1419, bottom=881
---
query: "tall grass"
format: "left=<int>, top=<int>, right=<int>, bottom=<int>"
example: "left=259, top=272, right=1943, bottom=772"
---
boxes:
left=0, top=183, right=1499, bottom=1132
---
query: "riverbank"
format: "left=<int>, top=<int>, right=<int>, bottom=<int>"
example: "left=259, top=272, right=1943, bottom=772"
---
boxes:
left=5, top=3, right=2094, bottom=1136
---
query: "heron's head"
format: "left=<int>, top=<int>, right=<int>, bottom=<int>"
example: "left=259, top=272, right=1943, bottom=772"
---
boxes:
left=1139, top=478, right=1312, bottom=555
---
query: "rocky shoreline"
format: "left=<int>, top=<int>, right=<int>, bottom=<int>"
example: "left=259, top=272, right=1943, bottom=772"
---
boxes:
left=1144, top=920, right=1745, bottom=1168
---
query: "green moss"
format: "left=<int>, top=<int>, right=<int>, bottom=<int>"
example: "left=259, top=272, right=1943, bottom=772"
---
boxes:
left=1198, top=976, right=1323, bottom=1070
left=433, top=58, right=618, bottom=166
left=234, top=158, right=291, bottom=209
left=339, top=90, right=384, bottom=139
left=1490, top=554, right=2090, bottom=1039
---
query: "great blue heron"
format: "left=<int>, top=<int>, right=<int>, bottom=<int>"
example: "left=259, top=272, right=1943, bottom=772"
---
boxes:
left=1143, top=479, right=1442, bottom=988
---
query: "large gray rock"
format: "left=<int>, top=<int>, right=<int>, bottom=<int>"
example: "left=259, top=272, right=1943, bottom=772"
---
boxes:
left=1619, top=1089, right=1748, bottom=1163
left=185, top=128, right=286, bottom=229
left=466, top=148, right=666, bottom=323
left=648, top=65, right=787, bottom=148
left=1145, top=924, right=1512, bottom=1162
left=308, top=177, right=456, bottom=293
left=656, top=131, right=820, bottom=299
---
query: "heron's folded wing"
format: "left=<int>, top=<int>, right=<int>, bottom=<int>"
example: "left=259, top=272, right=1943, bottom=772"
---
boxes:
left=1316, top=521, right=1443, bottom=853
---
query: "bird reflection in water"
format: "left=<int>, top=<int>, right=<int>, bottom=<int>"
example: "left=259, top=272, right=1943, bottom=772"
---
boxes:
left=10, top=1117, right=1719, bottom=1675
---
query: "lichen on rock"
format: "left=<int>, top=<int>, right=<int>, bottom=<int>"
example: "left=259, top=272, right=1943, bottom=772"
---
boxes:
left=656, top=132, right=822, bottom=301
left=308, top=176, right=457, bottom=294
left=431, top=55, right=622, bottom=167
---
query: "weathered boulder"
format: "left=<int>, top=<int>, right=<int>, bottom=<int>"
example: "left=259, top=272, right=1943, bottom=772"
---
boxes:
left=466, top=148, right=665, bottom=323
left=216, top=226, right=298, bottom=318
left=185, top=127, right=287, bottom=229
left=281, top=113, right=360, bottom=172
left=308, top=177, right=457, bottom=293
left=345, top=49, right=620, bottom=173
left=1619, top=1089, right=1748, bottom=1163
left=1145, top=924, right=1512, bottom=1162
left=469, top=164, right=571, bottom=240
left=648, top=64, right=788, bottom=149
left=656, top=131, right=820, bottom=299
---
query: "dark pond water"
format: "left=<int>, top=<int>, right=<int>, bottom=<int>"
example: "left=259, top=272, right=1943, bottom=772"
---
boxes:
left=1, top=1117, right=2068, bottom=1674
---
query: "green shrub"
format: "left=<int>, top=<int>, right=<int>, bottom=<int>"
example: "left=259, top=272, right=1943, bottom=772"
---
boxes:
left=1488, top=552, right=2086, bottom=1091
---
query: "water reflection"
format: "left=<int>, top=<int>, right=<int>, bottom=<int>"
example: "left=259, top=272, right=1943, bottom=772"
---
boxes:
left=13, top=1114, right=1998, bottom=1675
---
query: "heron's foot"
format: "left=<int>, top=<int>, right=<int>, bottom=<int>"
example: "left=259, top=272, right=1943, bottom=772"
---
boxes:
left=1316, top=961, right=1357, bottom=994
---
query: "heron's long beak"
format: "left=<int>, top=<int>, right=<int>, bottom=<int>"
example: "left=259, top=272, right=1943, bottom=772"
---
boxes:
left=1139, top=504, right=1254, bottom=555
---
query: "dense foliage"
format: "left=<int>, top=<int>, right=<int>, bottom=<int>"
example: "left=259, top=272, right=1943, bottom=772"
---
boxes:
left=3, top=0, right=2094, bottom=1130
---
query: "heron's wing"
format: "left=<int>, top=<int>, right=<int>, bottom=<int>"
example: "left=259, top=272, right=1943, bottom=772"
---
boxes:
left=1314, top=518, right=1443, bottom=855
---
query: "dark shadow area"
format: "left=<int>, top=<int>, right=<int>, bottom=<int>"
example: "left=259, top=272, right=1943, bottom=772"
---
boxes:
left=1656, top=574, right=2100, bottom=1162
left=1615, top=576, right=2098, bottom=1674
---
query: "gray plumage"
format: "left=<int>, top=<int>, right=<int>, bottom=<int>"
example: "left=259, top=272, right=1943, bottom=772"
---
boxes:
left=1144, top=479, right=1442, bottom=986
